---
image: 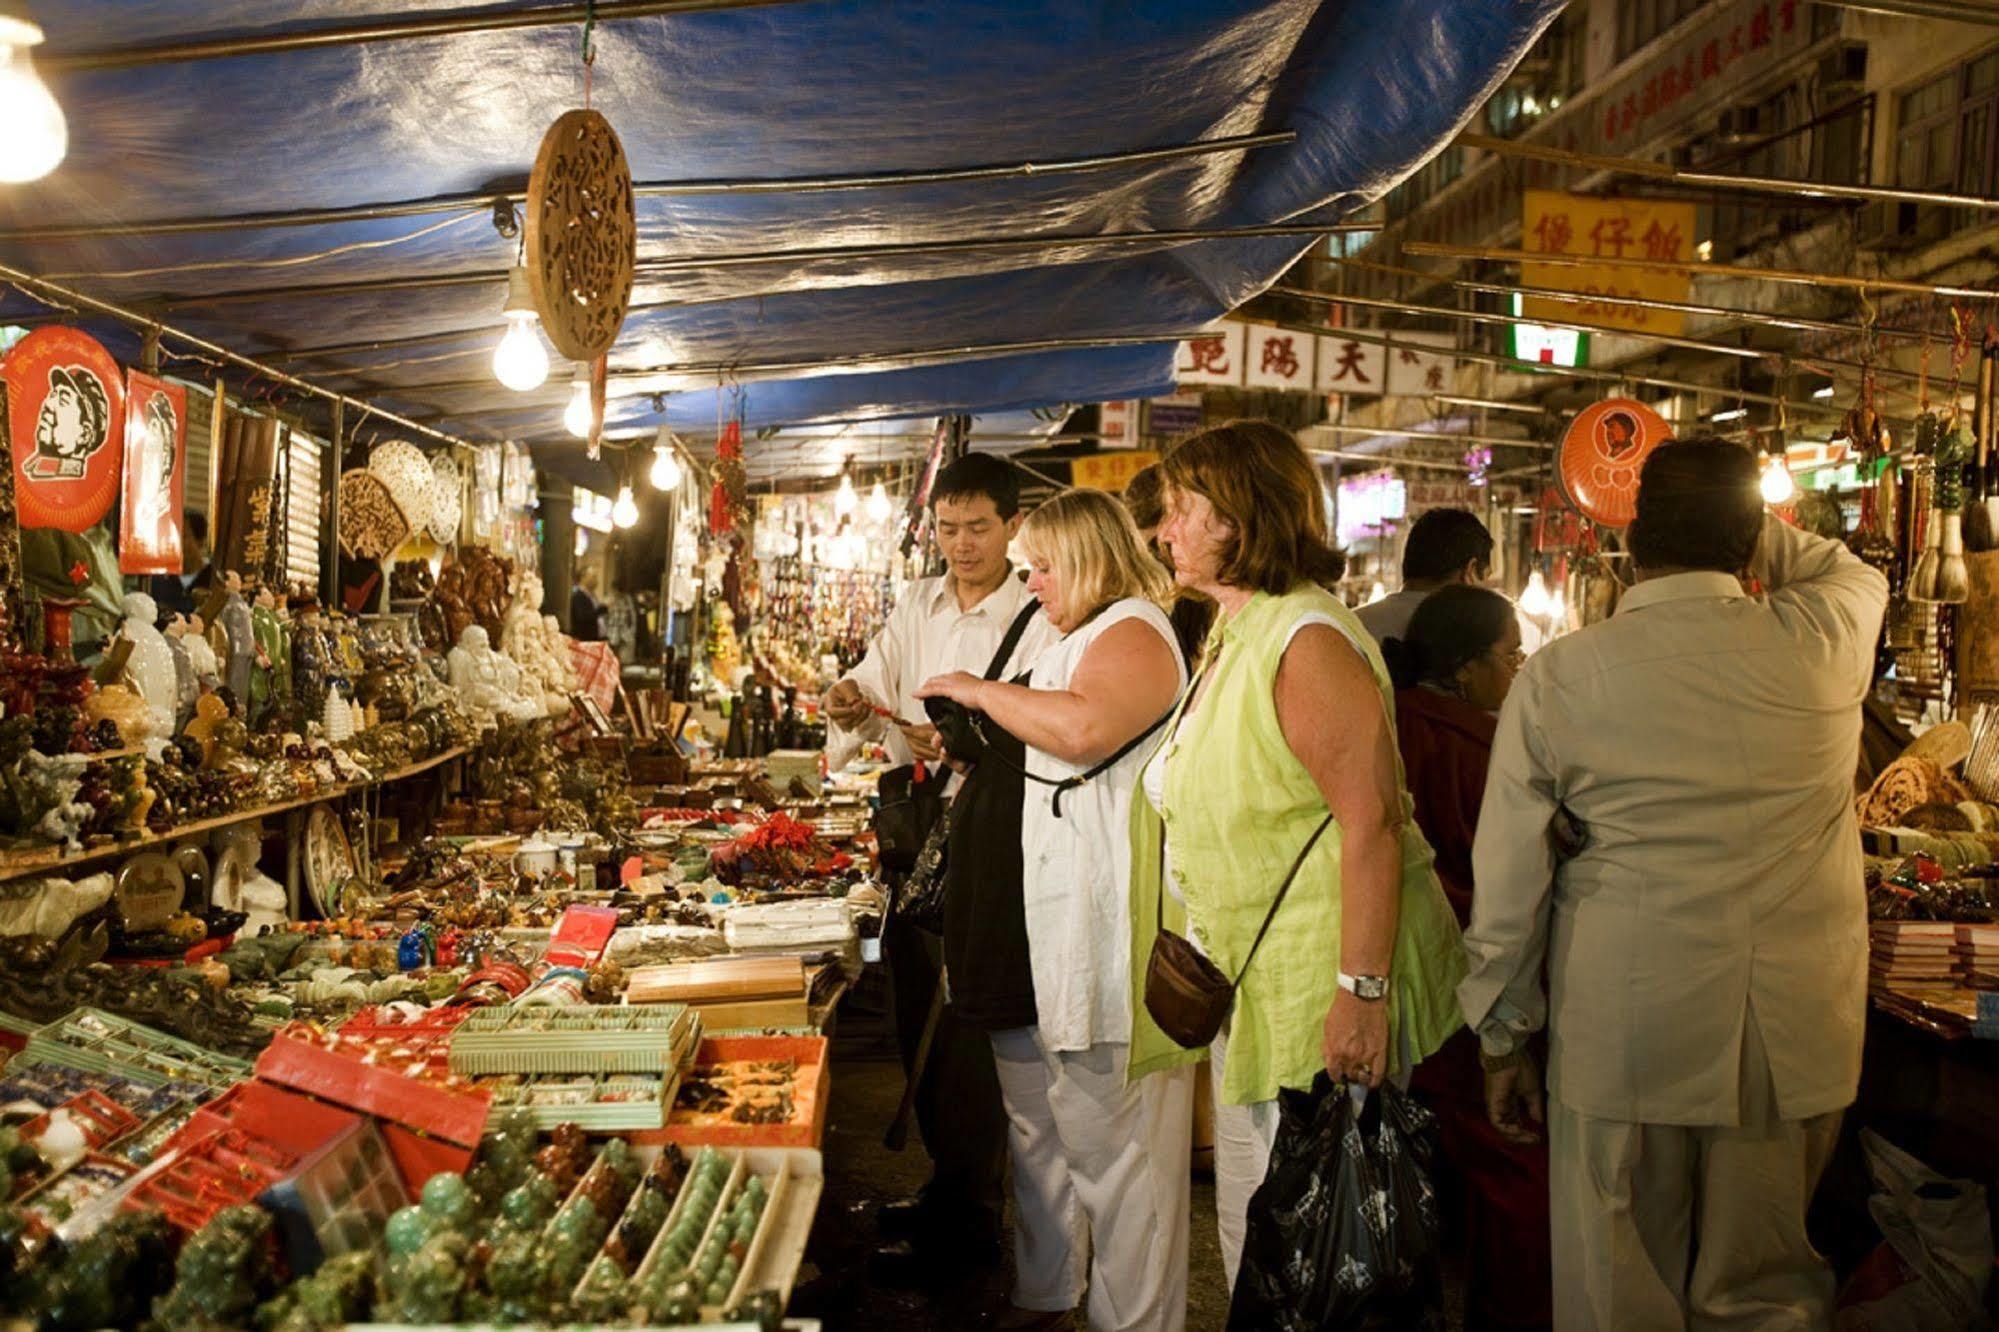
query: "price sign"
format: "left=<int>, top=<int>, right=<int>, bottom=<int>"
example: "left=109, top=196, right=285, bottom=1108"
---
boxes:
left=1521, top=191, right=1698, bottom=336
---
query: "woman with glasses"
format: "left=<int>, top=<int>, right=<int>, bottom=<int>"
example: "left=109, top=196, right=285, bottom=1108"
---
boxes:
left=1384, top=584, right=1549, bottom=1332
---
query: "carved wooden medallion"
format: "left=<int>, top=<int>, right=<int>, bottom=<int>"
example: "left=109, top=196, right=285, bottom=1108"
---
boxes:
left=524, top=108, right=637, bottom=363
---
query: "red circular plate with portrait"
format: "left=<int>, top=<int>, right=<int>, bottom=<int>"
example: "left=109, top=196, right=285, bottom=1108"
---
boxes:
left=6, top=327, right=126, bottom=532
left=1558, top=397, right=1671, bottom=529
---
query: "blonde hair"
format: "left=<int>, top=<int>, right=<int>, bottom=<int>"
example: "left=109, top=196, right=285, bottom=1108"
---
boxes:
left=1018, top=487, right=1172, bottom=619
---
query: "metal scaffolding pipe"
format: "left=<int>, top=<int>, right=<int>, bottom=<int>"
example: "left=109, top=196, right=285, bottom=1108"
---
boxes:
left=0, top=261, right=476, bottom=449
left=0, top=131, right=1296, bottom=241
left=1267, top=283, right=1764, bottom=359
left=1318, top=424, right=1555, bottom=451
left=1458, top=130, right=1999, bottom=210
left=42, top=0, right=810, bottom=73
left=1814, top=0, right=1999, bottom=27
left=1448, top=277, right=1935, bottom=344
left=1403, top=240, right=1999, bottom=301
left=155, top=221, right=1352, bottom=311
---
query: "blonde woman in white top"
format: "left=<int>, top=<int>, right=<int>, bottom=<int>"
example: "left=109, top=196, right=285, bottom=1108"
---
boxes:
left=920, top=487, right=1194, bottom=1332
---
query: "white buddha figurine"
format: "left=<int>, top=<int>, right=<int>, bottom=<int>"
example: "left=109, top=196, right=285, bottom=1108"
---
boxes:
left=117, top=593, right=178, bottom=753
left=449, top=625, right=542, bottom=725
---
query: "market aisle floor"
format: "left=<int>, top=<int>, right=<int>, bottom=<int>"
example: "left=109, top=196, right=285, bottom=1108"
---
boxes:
left=795, top=990, right=1233, bottom=1331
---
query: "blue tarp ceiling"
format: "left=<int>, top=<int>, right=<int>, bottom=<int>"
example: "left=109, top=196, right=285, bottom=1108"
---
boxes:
left=5, top=0, right=1561, bottom=475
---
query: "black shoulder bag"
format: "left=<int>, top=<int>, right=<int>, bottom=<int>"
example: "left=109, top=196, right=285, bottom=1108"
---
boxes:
left=889, top=601, right=1043, bottom=928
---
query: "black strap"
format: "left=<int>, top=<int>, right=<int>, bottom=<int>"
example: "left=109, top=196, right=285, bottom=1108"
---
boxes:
left=984, top=599, right=1042, bottom=681
left=973, top=706, right=1173, bottom=818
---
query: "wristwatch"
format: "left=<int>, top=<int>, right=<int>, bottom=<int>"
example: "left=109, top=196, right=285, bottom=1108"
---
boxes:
left=1337, top=971, right=1389, bottom=1002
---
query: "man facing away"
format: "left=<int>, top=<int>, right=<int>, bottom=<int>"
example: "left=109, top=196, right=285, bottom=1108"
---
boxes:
left=1463, top=438, right=1888, bottom=1330
left=1358, top=506, right=1495, bottom=645
left=823, top=452, right=1051, bottom=1279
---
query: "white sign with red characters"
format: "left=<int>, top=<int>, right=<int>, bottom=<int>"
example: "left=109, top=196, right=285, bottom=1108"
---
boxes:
left=1244, top=326, right=1316, bottom=392
left=1386, top=332, right=1457, bottom=398
left=1316, top=335, right=1386, bottom=397
left=1175, top=323, right=1246, bottom=387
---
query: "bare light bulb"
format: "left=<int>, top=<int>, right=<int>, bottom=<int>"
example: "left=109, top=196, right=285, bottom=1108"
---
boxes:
left=650, top=442, right=682, bottom=490
left=493, top=319, right=549, bottom=392
left=1760, top=455, right=1796, bottom=505
left=866, top=480, right=891, bottom=524
left=1519, top=569, right=1551, bottom=618
left=612, top=485, right=639, bottom=529
left=834, top=472, right=858, bottom=517
left=0, top=19, right=65, bottom=185
left=563, top=376, right=592, bottom=438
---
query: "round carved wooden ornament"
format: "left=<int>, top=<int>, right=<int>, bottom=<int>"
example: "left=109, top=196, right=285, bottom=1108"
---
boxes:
left=524, top=108, right=637, bottom=363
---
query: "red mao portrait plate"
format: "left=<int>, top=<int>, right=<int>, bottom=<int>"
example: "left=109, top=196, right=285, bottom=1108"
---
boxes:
left=1557, top=397, right=1671, bottom=530
left=6, top=327, right=126, bottom=533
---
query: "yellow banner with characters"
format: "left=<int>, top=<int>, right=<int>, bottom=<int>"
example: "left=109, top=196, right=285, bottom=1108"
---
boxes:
left=1071, top=450, right=1160, bottom=493
left=1521, top=190, right=1697, bottom=336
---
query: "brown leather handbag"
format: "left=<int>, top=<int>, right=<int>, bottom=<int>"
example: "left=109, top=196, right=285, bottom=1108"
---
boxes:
left=1143, top=812, right=1335, bottom=1049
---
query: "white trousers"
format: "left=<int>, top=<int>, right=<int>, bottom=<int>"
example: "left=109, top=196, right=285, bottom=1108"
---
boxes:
left=1208, top=1027, right=1280, bottom=1291
left=990, top=1027, right=1195, bottom=1332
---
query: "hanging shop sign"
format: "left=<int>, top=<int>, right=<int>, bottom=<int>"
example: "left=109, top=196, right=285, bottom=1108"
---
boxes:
left=1175, top=323, right=1247, bottom=387
left=1385, top=331, right=1457, bottom=397
left=1245, top=326, right=1317, bottom=392
left=1521, top=191, right=1698, bottom=336
left=119, top=370, right=187, bottom=575
left=5, top=326, right=125, bottom=533
left=1335, top=469, right=1406, bottom=547
left=1146, top=392, right=1204, bottom=439
left=1558, top=397, right=1671, bottom=529
left=1072, top=450, right=1160, bottom=494
left=1098, top=399, right=1139, bottom=448
left=1316, top=334, right=1387, bottom=397
left=525, top=110, right=638, bottom=362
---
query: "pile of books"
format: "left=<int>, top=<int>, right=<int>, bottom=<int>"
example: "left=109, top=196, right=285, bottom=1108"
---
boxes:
left=1954, top=923, right=1999, bottom=989
left=1869, top=920, right=1960, bottom=993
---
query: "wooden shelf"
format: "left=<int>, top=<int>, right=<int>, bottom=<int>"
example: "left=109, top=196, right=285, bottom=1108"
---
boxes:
left=0, top=745, right=472, bottom=887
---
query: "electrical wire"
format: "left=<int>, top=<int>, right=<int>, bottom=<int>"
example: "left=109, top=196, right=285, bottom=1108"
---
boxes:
left=42, top=211, right=485, bottom=282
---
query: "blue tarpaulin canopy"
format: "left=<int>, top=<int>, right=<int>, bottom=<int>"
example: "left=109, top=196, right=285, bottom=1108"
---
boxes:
left=3, top=0, right=1560, bottom=475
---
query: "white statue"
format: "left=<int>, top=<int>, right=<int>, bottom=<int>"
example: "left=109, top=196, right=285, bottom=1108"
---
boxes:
left=499, top=571, right=575, bottom=716
left=213, top=825, right=287, bottom=936
left=448, top=625, right=542, bottom=726
left=180, top=612, right=221, bottom=689
left=118, top=593, right=178, bottom=754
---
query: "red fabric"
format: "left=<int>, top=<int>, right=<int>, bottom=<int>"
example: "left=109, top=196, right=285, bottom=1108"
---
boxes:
left=1398, top=687, right=1550, bottom=1329
left=1411, top=1032, right=1553, bottom=1332
left=1394, top=686, right=1497, bottom=926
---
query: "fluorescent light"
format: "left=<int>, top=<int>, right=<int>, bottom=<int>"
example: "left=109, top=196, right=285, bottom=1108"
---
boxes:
left=1813, top=385, right=1836, bottom=400
left=1433, top=395, right=1546, bottom=416
left=1710, top=407, right=1748, bottom=423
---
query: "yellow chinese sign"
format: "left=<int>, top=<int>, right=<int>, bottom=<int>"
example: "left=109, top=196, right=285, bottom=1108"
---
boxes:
left=1520, top=190, right=1697, bottom=336
left=1072, top=450, right=1160, bottom=493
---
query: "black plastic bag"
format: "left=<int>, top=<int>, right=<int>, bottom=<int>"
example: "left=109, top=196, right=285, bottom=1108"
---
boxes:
left=1228, top=1075, right=1446, bottom=1332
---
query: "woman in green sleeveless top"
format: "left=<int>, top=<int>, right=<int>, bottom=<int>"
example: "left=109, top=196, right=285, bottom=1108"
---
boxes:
left=1129, top=421, right=1466, bottom=1288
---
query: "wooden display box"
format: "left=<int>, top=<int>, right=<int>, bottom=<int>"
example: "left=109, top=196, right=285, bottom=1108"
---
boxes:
left=637, top=1034, right=829, bottom=1150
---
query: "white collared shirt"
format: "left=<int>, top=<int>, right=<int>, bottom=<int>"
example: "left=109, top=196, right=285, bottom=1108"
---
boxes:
left=1461, top=515, right=1888, bottom=1126
left=825, top=570, right=1048, bottom=770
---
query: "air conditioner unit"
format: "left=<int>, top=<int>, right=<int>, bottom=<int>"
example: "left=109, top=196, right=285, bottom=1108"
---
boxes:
left=1815, top=43, right=1868, bottom=95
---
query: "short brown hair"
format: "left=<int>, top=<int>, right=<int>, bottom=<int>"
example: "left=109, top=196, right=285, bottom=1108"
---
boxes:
left=1158, top=420, right=1345, bottom=595
left=1122, top=463, right=1167, bottom=531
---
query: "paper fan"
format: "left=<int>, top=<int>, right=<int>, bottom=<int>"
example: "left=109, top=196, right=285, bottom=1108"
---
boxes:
left=339, top=469, right=412, bottom=561
left=428, top=454, right=464, bottom=543
left=368, top=440, right=434, bottom=537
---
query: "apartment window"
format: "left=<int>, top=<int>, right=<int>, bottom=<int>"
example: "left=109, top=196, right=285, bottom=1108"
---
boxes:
left=1897, top=48, right=1999, bottom=197
left=1384, top=146, right=1464, bottom=224
left=1619, top=0, right=1712, bottom=64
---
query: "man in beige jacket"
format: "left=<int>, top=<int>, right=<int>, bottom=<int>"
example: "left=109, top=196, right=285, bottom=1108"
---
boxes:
left=1462, top=438, right=1889, bottom=1330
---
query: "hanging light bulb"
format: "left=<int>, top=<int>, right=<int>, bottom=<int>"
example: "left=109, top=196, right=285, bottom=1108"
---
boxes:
left=866, top=480, right=892, bottom=524
left=563, top=370, right=592, bottom=439
left=1519, top=568, right=1551, bottom=618
left=612, top=484, right=640, bottom=529
left=1759, top=453, right=1796, bottom=505
left=833, top=468, right=858, bottom=518
left=0, top=17, right=65, bottom=184
left=649, top=426, right=683, bottom=490
left=492, top=267, right=549, bottom=392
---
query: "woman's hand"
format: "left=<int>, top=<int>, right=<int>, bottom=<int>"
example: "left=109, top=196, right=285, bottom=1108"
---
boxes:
left=1321, top=989, right=1389, bottom=1087
left=914, top=672, right=988, bottom=709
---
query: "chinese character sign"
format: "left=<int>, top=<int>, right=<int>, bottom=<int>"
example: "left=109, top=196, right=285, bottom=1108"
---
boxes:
left=1245, top=326, right=1316, bottom=391
left=1521, top=190, right=1698, bottom=336
left=1098, top=399, right=1138, bottom=449
left=1072, top=450, right=1160, bottom=494
left=1175, top=323, right=1246, bottom=387
left=1385, top=332, right=1457, bottom=397
left=1316, top=336, right=1386, bottom=396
